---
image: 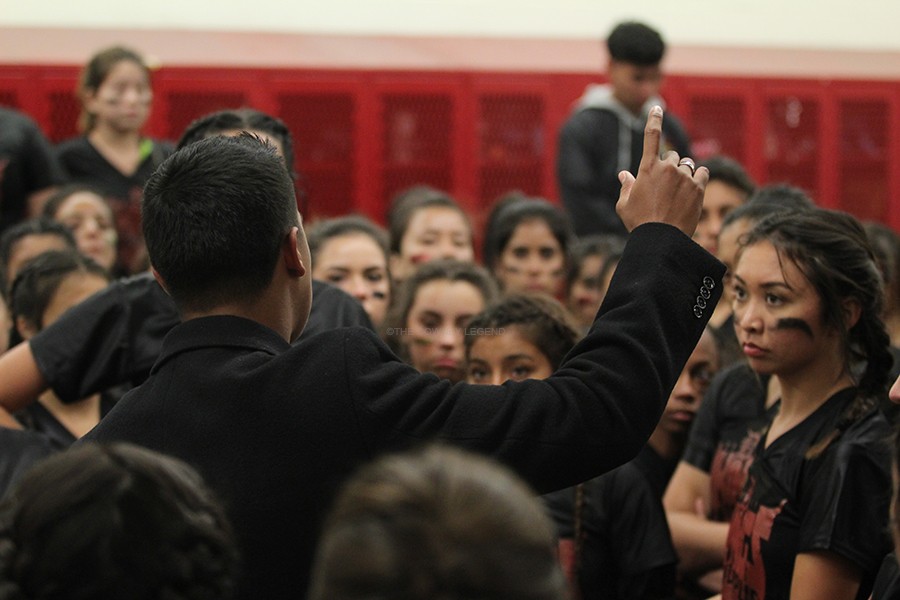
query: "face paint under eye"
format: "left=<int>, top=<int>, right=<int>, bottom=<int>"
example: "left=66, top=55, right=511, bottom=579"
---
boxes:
left=774, top=317, right=814, bottom=337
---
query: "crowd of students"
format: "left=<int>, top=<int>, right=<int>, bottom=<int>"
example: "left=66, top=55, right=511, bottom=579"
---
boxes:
left=0, top=31, right=900, bottom=600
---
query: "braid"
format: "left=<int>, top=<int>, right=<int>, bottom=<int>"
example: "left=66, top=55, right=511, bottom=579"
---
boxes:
left=855, top=309, right=893, bottom=398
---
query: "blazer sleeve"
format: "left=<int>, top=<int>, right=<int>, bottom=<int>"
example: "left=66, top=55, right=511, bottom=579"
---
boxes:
left=345, top=222, right=726, bottom=493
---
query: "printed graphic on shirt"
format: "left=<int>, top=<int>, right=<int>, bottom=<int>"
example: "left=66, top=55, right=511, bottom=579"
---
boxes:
left=722, top=473, right=787, bottom=600
left=709, top=425, right=766, bottom=521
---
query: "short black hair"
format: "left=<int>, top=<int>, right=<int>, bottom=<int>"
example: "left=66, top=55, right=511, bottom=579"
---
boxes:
left=702, top=156, right=756, bottom=199
left=142, top=134, right=299, bottom=312
left=177, top=108, right=296, bottom=174
left=606, top=21, right=665, bottom=66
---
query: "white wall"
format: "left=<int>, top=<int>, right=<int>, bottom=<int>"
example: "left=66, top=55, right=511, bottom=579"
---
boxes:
left=1, top=0, right=897, bottom=51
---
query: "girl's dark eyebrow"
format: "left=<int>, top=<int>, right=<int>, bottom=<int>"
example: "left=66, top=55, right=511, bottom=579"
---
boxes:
left=732, top=273, right=793, bottom=291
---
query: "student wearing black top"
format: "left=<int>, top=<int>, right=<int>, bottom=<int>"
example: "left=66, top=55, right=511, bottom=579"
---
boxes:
left=0, top=107, right=67, bottom=233
left=718, top=209, right=893, bottom=600
left=870, top=380, right=900, bottom=599
left=59, top=108, right=718, bottom=599
left=56, top=46, right=173, bottom=273
left=544, top=327, right=719, bottom=600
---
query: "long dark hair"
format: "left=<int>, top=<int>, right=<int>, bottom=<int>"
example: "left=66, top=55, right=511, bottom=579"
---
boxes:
left=741, top=208, right=892, bottom=457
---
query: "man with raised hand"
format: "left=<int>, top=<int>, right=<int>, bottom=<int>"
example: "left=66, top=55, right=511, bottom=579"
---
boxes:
left=36, top=108, right=719, bottom=599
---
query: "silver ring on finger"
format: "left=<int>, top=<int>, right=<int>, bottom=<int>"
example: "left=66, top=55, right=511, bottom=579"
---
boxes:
left=678, top=157, right=696, bottom=176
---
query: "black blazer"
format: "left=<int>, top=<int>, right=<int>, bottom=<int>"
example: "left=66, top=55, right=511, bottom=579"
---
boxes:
left=83, top=223, right=724, bottom=600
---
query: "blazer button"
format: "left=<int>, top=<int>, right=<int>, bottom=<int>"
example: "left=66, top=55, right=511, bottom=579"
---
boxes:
left=700, top=286, right=711, bottom=300
left=693, top=305, right=703, bottom=318
left=696, top=296, right=707, bottom=309
left=703, top=276, right=716, bottom=289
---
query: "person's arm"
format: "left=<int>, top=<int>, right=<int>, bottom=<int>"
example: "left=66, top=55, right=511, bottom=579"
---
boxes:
left=0, top=342, right=48, bottom=413
left=790, top=552, right=862, bottom=600
left=349, top=107, right=722, bottom=493
left=663, top=461, right=730, bottom=575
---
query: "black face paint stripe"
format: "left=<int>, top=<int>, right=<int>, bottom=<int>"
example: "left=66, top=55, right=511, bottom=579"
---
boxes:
left=775, top=318, right=814, bottom=337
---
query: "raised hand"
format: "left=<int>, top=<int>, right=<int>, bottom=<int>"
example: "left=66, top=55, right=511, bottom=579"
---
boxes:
left=615, top=106, right=709, bottom=237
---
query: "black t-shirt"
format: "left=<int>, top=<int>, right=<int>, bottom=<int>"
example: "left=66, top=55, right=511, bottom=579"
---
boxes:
left=544, top=459, right=677, bottom=600
left=30, top=274, right=373, bottom=403
left=0, top=427, right=57, bottom=500
left=15, top=393, right=119, bottom=449
left=681, top=363, right=768, bottom=520
left=0, top=107, right=67, bottom=232
left=721, top=388, right=892, bottom=600
left=56, top=136, right=173, bottom=272
left=872, top=553, right=900, bottom=600
left=632, top=444, right=679, bottom=500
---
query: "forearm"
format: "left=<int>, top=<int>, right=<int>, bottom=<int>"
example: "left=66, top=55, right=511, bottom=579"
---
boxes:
left=0, top=343, right=49, bottom=412
left=666, top=512, right=729, bottom=575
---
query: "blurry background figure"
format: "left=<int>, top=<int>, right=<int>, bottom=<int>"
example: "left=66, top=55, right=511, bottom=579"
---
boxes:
left=308, top=215, right=392, bottom=327
left=565, top=234, right=626, bottom=333
left=482, top=197, right=574, bottom=298
left=465, top=293, right=581, bottom=386
left=694, top=156, right=755, bottom=258
left=0, top=218, right=76, bottom=289
left=383, top=259, right=498, bottom=383
left=308, top=444, right=567, bottom=600
left=0, top=443, right=238, bottom=599
left=0, top=107, right=67, bottom=233
left=386, top=186, right=474, bottom=283
left=42, top=184, right=119, bottom=275
left=9, top=250, right=111, bottom=446
left=557, top=20, right=691, bottom=237
left=55, top=46, right=173, bottom=274
left=864, top=221, right=900, bottom=349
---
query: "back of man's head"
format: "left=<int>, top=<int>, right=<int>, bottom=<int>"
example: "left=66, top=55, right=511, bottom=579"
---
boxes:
left=606, top=21, right=665, bottom=65
left=142, top=134, right=299, bottom=312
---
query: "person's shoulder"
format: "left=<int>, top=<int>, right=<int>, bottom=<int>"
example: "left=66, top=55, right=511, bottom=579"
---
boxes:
left=561, top=106, right=618, bottom=135
left=55, top=136, right=92, bottom=158
left=839, top=400, right=892, bottom=453
left=0, top=106, right=37, bottom=128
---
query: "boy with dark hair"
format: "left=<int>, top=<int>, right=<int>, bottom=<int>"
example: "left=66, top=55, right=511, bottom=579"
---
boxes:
left=557, top=20, right=691, bottom=236
left=67, top=109, right=717, bottom=600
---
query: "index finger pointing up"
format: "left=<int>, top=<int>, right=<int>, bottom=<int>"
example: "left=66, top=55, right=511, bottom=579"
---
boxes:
left=640, top=105, right=664, bottom=168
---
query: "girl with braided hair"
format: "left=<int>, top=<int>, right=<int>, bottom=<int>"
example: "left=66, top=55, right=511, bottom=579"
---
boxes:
left=719, top=208, right=893, bottom=600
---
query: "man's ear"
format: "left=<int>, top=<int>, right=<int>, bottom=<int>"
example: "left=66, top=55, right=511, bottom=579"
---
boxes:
left=283, top=227, right=307, bottom=278
left=150, top=266, right=171, bottom=296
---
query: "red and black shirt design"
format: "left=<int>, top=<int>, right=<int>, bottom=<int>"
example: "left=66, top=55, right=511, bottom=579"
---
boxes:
left=721, top=388, right=892, bottom=600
